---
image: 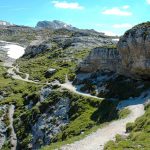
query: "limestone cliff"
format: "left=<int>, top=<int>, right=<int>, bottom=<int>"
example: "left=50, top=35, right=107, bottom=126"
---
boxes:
left=79, top=46, right=121, bottom=72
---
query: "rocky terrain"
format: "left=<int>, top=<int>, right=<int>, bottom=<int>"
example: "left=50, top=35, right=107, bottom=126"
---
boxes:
left=0, top=20, right=150, bottom=150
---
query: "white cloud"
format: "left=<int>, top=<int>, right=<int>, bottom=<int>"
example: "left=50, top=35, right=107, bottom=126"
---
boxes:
left=102, top=7, right=132, bottom=16
left=122, top=5, right=130, bottom=9
left=147, top=0, right=150, bottom=4
left=52, top=1, right=84, bottom=10
left=113, top=23, right=133, bottom=29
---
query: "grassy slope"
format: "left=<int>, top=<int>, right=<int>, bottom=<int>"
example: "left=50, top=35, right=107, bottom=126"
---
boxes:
left=0, top=66, right=42, bottom=149
left=0, top=65, right=119, bottom=149
left=41, top=92, right=119, bottom=150
left=0, top=67, right=42, bottom=107
left=17, top=46, right=90, bottom=83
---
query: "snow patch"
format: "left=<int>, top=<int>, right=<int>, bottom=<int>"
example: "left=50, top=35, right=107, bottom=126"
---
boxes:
left=0, top=41, right=25, bottom=59
left=4, top=44, right=25, bottom=59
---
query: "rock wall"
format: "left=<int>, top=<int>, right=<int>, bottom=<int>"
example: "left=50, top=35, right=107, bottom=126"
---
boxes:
left=79, top=47, right=121, bottom=72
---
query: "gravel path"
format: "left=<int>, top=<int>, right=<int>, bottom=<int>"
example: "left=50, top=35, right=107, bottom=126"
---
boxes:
left=7, top=65, right=38, bottom=84
left=58, top=75, right=103, bottom=100
left=60, top=105, right=144, bottom=150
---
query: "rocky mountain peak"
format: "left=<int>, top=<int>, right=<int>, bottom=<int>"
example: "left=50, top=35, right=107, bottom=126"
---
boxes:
left=36, top=20, right=77, bottom=30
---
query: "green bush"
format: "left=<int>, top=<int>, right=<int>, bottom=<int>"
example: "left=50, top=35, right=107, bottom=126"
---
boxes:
left=126, top=122, right=134, bottom=133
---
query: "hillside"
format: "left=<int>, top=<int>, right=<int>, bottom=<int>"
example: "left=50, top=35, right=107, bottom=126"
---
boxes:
left=0, top=21, right=150, bottom=150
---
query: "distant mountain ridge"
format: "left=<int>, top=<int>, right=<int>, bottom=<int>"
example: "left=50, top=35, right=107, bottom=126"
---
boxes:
left=36, top=20, right=77, bottom=30
left=0, top=20, right=12, bottom=26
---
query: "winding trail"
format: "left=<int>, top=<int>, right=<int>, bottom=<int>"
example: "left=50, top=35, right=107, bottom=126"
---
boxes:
left=8, top=105, right=17, bottom=150
left=60, top=91, right=150, bottom=150
left=6, top=67, right=103, bottom=102
left=58, top=75, right=103, bottom=99
left=7, top=65, right=39, bottom=84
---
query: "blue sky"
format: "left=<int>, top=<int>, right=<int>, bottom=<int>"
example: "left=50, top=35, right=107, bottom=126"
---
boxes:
left=0, top=0, right=150, bottom=35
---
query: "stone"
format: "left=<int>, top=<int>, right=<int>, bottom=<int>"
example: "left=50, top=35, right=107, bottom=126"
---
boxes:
left=0, top=96, right=4, bottom=101
left=45, top=68, right=56, bottom=78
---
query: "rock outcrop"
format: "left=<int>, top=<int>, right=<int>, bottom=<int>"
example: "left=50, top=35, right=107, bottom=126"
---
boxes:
left=118, top=22, right=150, bottom=78
left=24, top=42, right=51, bottom=57
left=52, top=36, right=112, bottom=49
left=23, top=29, right=114, bottom=58
left=79, top=22, right=150, bottom=78
left=79, top=46, right=121, bottom=72
left=45, top=68, right=56, bottom=78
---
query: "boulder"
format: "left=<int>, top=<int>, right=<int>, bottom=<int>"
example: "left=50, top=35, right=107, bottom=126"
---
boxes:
left=45, top=68, right=56, bottom=78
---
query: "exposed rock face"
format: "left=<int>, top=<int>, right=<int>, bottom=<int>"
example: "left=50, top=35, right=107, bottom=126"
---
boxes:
left=79, top=47, right=121, bottom=72
left=118, top=22, right=150, bottom=78
left=24, top=42, right=51, bottom=57
left=79, top=22, right=150, bottom=78
left=31, top=98, right=70, bottom=149
left=0, top=105, right=8, bottom=149
left=36, top=20, right=77, bottom=30
left=52, top=36, right=112, bottom=49
left=23, top=30, right=114, bottom=58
